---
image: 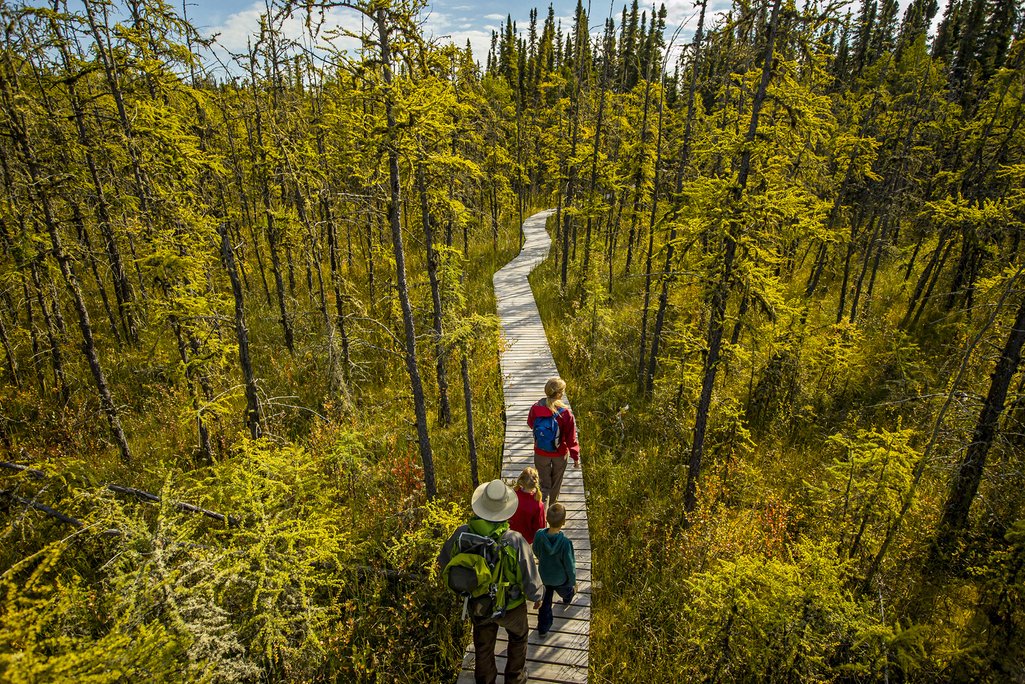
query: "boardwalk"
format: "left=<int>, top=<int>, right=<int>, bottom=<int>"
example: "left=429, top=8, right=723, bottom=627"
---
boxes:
left=458, top=209, right=591, bottom=683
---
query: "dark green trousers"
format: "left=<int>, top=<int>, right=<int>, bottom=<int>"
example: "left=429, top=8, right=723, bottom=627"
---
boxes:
left=472, top=601, right=529, bottom=684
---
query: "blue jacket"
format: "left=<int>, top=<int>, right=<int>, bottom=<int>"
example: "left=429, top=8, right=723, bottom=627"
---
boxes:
left=532, top=528, right=575, bottom=587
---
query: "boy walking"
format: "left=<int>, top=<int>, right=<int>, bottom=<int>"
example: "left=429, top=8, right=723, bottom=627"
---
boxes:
left=531, top=502, right=576, bottom=637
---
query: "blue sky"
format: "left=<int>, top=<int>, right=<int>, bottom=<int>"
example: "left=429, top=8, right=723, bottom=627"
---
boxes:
left=175, top=0, right=928, bottom=75
left=185, top=0, right=736, bottom=69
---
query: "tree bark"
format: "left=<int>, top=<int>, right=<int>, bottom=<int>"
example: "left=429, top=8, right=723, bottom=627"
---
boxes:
left=645, top=0, right=707, bottom=398
left=30, top=261, right=68, bottom=402
left=251, top=85, right=295, bottom=353
left=836, top=211, right=865, bottom=323
left=323, top=194, right=352, bottom=385
left=581, top=49, right=610, bottom=287
left=685, top=0, right=781, bottom=513
left=461, top=352, right=480, bottom=488
left=907, top=233, right=957, bottom=328
left=69, top=201, right=122, bottom=348
left=641, top=89, right=667, bottom=397
left=223, top=100, right=273, bottom=307
left=21, top=274, right=45, bottom=394
left=1, top=75, right=133, bottom=463
left=0, top=306, right=19, bottom=389
left=849, top=214, right=882, bottom=322
left=376, top=8, right=437, bottom=499
left=50, top=17, right=138, bottom=344
left=219, top=220, right=262, bottom=441
left=170, top=316, right=213, bottom=465
left=418, top=163, right=452, bottom=426
left=935, top=292, right=1025, bottom=551
left=623, top=77, right=653, bottom=277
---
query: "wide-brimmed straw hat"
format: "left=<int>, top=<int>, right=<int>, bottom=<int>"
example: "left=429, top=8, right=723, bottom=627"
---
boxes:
left=471, top=479, right=518, bottom=522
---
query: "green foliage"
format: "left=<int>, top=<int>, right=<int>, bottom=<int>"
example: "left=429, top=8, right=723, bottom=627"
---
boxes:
left=811, top=426, right=920, bottom=571
left=1, top=0, right=1024, bottom=679
left=674, top=540, right=922, bottom=682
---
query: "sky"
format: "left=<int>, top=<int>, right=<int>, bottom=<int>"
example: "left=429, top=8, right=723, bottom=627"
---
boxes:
left=178, top=0, right=926, bottom=75
left=185, top=0, right=746, bottom=72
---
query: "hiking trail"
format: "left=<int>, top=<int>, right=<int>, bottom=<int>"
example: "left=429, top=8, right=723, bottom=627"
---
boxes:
left=458, top=209, right=591, bottom=683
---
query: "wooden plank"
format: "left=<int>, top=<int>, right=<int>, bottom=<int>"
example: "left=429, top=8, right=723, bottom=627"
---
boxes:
left=462, top=657, right=588, bottom=684
left=471, top=630, right=589, bottom=654
left=457, top=209, right=589, bottom=684
left=511, top=630, right=589, bottom=651
left=525, top=614, right=591, bottom=635
left=568, top=551, right=592, bottom=566
left=458, top=667, right=585, bottom=684
left=471, top=640, right=590, bottom=667
left=528, top=602, right=591, bottom=621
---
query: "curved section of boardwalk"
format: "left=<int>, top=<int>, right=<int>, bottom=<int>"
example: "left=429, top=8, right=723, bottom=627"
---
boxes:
left=458, top=209, right=591, bottom=683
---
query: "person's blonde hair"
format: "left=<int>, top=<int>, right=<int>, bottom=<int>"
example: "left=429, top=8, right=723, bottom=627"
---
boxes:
left=544, top=377, right=569, bottom=413
left=515, top=467, right=542, bottom=503
left=547, top=502, right=567, bottom=528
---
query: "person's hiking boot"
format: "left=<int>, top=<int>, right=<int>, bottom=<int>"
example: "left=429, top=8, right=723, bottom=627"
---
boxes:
left=537, top=629, right=549, bottom=639
left=562, top=588, right=576, bottom=605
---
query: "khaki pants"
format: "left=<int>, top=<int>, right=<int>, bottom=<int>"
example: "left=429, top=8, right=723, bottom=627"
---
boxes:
left=534, top=454, right=568, bottom=505
left=472, top=601, right=529, bottom=684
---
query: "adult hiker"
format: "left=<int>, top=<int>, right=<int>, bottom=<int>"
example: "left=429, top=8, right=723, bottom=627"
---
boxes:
left=438, top=479, right=543, bottom=684
left=527, top=376, right=580, bottom=504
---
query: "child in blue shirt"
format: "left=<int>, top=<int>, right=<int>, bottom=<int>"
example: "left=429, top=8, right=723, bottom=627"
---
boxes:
left=531, top=502, right=576, bottom=637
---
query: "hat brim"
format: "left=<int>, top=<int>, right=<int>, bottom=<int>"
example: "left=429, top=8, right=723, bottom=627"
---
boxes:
left=470, top=480, right=518, bottom=522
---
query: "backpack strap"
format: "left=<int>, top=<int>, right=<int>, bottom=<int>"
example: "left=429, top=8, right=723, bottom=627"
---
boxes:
left=495, top=535, right=523, bottom=608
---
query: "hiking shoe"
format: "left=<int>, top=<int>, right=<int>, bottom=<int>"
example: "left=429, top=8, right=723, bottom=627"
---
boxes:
left=537, top=629, right=548, bottom=639
left=562, top=590, right=576, bottom=605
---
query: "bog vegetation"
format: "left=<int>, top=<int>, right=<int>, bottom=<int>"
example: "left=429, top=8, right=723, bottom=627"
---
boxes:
left=0, top=0, right=1022, bottom=681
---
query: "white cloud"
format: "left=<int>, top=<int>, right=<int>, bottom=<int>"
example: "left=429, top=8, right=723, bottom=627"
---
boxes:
left=200, top=1, right=365, bottom=75
left=421, top=9, right=494, bottom=63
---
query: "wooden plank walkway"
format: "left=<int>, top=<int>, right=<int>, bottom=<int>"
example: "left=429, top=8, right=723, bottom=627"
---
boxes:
left=458, top=209, right=591, bottom=683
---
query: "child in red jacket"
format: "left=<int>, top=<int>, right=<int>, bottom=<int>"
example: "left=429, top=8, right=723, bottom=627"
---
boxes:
left=509, top=467, right=546, bottom=544
left=527, top=377, right=580, bottom=505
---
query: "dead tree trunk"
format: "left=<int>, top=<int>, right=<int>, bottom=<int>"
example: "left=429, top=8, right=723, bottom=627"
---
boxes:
left=1, top=75, right=133, bottom=463
left=0, top=302, right=19, bottom=389
left=69, top=201, right=121, bottom=348
left=51, top=18, right=137, bottom=343
left=21, top=274, right=45, bottom=394
left=461, top=352, right=480, bottom=488
left=376, top=8, right=436, bottom=499
left=417, top=163, right=452, bottom=427
left=623, top=77, right=654, bottom=277
left=640, top=88, right=666, bottom=396
left=685, top=0, right=781, bottom=514
left=170, top=316, right=213, bottom=465
left=219, top=219, right=262, bottom=440
left=645, top=0, right=707, bottom=398
left=934, top=292, right=1025, bottom=553
left=245, top=46, right=294, bottom=352
left=581, top=37, right=611, bottom=287
left=29, top=261, right=68, bottom=402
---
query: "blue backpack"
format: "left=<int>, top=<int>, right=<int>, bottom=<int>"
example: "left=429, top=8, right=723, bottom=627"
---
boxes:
left=533, top=401, right=564, bottom=452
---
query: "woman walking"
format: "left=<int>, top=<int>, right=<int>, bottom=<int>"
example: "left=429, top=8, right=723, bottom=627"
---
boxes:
left=527, top=377, right=580, bottom=504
